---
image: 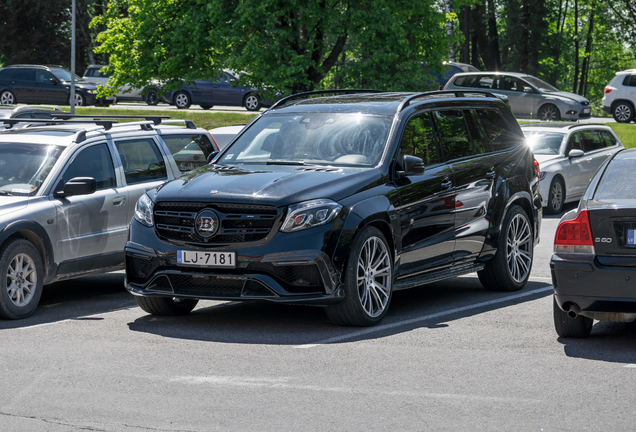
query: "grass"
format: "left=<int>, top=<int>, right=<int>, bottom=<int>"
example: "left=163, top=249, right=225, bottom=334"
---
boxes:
left=70, top=107, right=258, bottom=130
left=606, top=123, right=636, bottom=149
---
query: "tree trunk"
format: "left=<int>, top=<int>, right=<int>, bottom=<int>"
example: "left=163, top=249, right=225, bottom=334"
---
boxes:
left=486, top=0, right=501, bottom=70
left=550, top=0, right=568, bottom=85
left=572, top=0, right=579, bottom=94
left=445, top=0, right=455, bottom=61
left=520, top=0, right=530, bottom=73
left=462, top=6, right=470, bottom=64
left=578, top=11, right=594, bottom=95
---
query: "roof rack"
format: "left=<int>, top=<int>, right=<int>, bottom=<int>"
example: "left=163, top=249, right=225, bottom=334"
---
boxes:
left=398, top=90, right=502, bottom=112
left=159, top=119, right=196, bottom=129
left=15, top=105, right=64, bottom=112
left=268, top=89, right=385, bottom=111
left=52, top=114, right=170, bottom=126
left=0, top=119, right=116, bottom=130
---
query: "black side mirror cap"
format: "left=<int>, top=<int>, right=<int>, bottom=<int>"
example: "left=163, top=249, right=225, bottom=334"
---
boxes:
left=207, top=151, right=220, bottom=164
left=398, top=155, right=425, bottom=177
left=49, top=78, right=58, bottom=84
left=54, top=177, right=96, bottom=198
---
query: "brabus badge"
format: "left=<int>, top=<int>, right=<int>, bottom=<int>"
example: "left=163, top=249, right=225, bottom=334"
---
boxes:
left=195, top=210, right=220, bottom=238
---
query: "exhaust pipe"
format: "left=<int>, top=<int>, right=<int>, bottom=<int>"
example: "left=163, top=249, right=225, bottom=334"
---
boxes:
left=567, top=304, right=581, bottom=319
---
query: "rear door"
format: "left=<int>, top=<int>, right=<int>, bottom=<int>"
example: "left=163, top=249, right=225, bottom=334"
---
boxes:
left=395, top=112, right=456, bottom=279
left=497, top=76, right=540, bottom=118
left=9, top=68, right=36, bottom=103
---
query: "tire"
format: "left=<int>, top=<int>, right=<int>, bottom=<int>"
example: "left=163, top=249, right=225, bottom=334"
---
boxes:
left=478, top=205, right=533, bottom=291
left=144, top=89, right=159, bottom=106
left=612, top=101, right=634, bottom=123
left=325, top=226, right=393, bottom=326
left=174, top=91, right=191, bottom=109
left=243, top=94, right=262, bottom=111
left=135, top=296, right=198, bottom=316
left=0, top=90, right=16, bottom=105
left=69, top=92, right=86, bottom=107
left=546, top=176, right=565, bottom=214
left=200, top=105, right=213, bottom=110
left=537, top=104, right=561, bottom=121
left=553, top=298, right=592, bottom=338
left=0, top=239, right=44, bottom=320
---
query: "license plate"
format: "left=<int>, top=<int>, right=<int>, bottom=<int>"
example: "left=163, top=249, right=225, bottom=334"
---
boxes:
left=583, top=108, right=590, bottom=114
left=628, top=230, right=635, bottom=246
left=177, top=250, right=236, bottom=267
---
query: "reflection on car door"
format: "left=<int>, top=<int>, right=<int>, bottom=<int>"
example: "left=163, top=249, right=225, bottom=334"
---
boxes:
left=562, top=131, right=589, bottom=197
left=214, top=73, right=244, bottom=106
left=113, top=137, right=170, bottom=223
left=495, top=76, right=541, bottom=118
left=53, top=142, right=129, bottom=269
left=580, top=130, right=617, bottom=186
left=191, top=79, right=216, bottom=106
left=395, top=112, right=456, bottom=279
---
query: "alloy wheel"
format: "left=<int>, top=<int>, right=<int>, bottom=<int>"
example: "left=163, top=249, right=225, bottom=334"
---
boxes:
left=357, top=236, right=391, bottom=318
left=615, top=104, right=631, bottom=122
left=245, top=95, right=260, bottom=110
left=175, top=93, right=189, bottom=108
left=6, top=253, right=37, bottom=308
left=73, top=93, right=84, bottom=106
left=1, top=92, right=14, bottom=105
left=506, top=214, right=532, bottom=283
left=551, top=181, right=563, bottom=212
left=540, top=105, right=558, bottom=121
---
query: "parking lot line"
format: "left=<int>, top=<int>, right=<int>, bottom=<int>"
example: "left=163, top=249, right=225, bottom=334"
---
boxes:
left=15, top=306, right=136, bottom=330
left=295, top=285, right=554, bottom=349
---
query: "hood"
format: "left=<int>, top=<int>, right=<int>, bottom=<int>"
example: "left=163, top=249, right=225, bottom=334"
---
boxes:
left=549, top=91, right=589, bottom=103
left=533, top=154, right=563, bottom=166
left=153, top=164, right=383, bottom=207
left=0, top=196, right=28, bottom=218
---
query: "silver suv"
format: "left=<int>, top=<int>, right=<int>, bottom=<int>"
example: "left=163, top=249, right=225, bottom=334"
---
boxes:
left=0, top=115, right=219, bottom=319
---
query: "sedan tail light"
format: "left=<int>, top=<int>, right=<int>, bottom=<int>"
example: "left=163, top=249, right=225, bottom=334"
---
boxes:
left=604, top=87, right=612, bottom=94
left=533, top=158, right=540, bottom=181
left=554, top=210, right=595, bottom=255
left=208, top=132, right=220, bottom=150
left=443, top=76, right=454, bottom=90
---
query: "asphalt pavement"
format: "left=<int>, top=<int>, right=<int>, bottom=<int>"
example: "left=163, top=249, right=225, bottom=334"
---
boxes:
left=3, top=202, right=636, bottom=431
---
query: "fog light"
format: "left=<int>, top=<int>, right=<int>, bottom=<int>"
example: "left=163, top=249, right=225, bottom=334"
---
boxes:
left=566, top=110, right=577, bottom=115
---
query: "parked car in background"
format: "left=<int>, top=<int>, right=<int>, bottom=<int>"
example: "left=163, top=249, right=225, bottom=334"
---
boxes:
left=162, top=70, right=273, bottom=111
left=125, top=89, right=541, bottom=327
left=0, top=105, right=64, bottom=129
left=552, top=147, right=636, bottom=337
left=445, top=72, right=591, bottom=121
left=0, top=64, right=111, bottom=107
left=0, top=115, right=215, bottom=319
left=208, top=124, right=245, bottom=149
left=83, top=65, right=162, bottom=106
left=602, top=69, right=636, bottom=123
left=521, top=123, right=623, bottom=214
left=426, top=61, right=480, bottom=89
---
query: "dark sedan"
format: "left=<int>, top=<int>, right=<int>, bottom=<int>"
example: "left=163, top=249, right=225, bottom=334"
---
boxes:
left=162, top=71, right=273, bottom=111
left=552, top=147, right=636, bottom=337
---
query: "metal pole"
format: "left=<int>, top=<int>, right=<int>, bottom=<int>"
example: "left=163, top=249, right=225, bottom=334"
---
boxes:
left=71, top=0, right=76, bottom=114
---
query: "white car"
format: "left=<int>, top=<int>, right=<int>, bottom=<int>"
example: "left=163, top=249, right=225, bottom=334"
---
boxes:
left=601, top=69, right=636, bottom=123
left=521, top=123, right=624, bottom=214
left=208, top=124, right=245, bottom=149
left=83, top=65, right=161, bottom=105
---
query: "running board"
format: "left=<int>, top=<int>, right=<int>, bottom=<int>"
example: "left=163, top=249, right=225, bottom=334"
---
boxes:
left=394, top=263, right=485, bottom=290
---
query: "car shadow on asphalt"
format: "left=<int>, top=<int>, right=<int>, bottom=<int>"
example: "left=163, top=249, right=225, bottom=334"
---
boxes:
left=126, top=277, right=553, bottom=346
left=0, top=272, right=136, bottom=330
left=543, top=202, right=578, bottom=219
left=559, top=321, right=636, bottom=364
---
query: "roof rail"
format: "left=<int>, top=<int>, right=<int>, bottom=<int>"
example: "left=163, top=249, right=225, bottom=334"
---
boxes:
left=568, top=123, right=606, bottom=129
left=15, top=105, right=64, bottom=112
left=52, top=114, right=170, bottom=126
left=0, top=119, right=116, bottom=130
left=397, top=90, right=502, bottom=112
left=160, top=119, right=196, bottom=129
left=268, top=89, right=385, bottom=111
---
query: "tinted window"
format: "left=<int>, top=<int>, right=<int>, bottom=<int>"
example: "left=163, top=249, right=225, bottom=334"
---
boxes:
left=581, top=131, right=605, bottom=152
left=62, top=143, right=116, bottom=190
left=399, top=113, right=439, bottom=166
left=10, top=69, right=34, bottom=81
left=465, top=110, right=493, bottom=153
left=35, top=70, right=54, bottom=83
left=472, top=75, right=497, bottom=89
left=600, top=130, right=617, bottom=147
left=595, top=159, right=636, bottom=199
left=453, top=75, right=478, bottom=87
left=32, top=112, right=54, bottom=119
left=13, top=113, right=32, bottom=119
left=502, top=77, right=533, bottom=92
left=475, top=110, right=518, bottom=151
left=565, top=131, right=584, bottom=154
left=622, top=75, right=636, bottom=87
left=0, top=69, right=11, bottom=80
left=114, top=138, right=167, bottom=184
left=434, top=110, right=472, bottom=161
left=161, top=133, right=216, bottom=172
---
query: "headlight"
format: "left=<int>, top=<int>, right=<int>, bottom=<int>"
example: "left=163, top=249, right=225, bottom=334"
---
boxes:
left=85, top=89, right=96, bottom=94
left=539, top=171, right=547, bottom=181
left=560, top=98, right=577, bottom=105
left=281, top=199, right=343, bottom=233
left=134, top=193, right=154, bottom=227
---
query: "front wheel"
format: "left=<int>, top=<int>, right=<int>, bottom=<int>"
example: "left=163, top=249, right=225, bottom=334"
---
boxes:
left=546, top=177, right=565, bottom=214
left=144, top=89, right=159, bottom=106
left=174, top=91, right=191, bottom=109
left=613, top=102, right=634, bottom=123
left=135, top=296, right=198, bottom=316
left=553, top=298, right=592, bottom=338
left=325, top=226, right=393, bottom=326
left=537, top=104, right=561, bottom=121
left=243, top=94, right=262, bottom=111
left=69, top=92, right=86, bottom=107
left=0, top=239, right=44, bottom=320
left=478, top=205, right=533, bottom=291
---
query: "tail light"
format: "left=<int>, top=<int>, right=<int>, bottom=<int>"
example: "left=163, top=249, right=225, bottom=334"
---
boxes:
left=604, top=87, right=612, bottom=94
left=208, top=132, right=220, bottom=150
left=533, top=158, right=540, bottom=181
left=554, top=210, right=595, bottom=255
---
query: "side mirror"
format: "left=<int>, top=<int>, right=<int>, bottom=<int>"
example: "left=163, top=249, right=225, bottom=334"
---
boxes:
left=54, top=177, right=96, bottom=198
left=524, top=87, right=533, bottom=93
left=207, top=151, right=220, bottom=164
left=49, top=78, right=58, bottom=84
left=568, top=149, right=584, bottom=159
left=398, top=155, right=425, bottom=177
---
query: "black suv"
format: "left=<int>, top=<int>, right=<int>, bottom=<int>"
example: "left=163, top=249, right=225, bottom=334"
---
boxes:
left=125, top=90, right=542, bottom=326
left=0, top=64, right=105, bottom=106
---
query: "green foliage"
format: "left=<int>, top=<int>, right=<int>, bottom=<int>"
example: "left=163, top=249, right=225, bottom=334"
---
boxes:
left=608, top=124, right=636, bottom=149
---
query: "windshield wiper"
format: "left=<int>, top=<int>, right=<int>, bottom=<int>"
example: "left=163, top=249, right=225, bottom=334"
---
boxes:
left=266, top=161, right=306, bottom=166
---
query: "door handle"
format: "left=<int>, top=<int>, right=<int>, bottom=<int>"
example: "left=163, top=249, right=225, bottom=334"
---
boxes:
left=112, top=196, right=126, bottom=207
left=441, top=178, right=453, bottom=189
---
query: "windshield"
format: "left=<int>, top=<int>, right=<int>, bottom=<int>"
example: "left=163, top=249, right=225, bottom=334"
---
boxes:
left=0, top=143, right=64, bottom=196
left=523, top=131, right=565, bottom=155
left=218, top=113, right=393, bottom=167
left=50, top=68, right=83, bottom=82
left=524, top=76, right=559, bottom=92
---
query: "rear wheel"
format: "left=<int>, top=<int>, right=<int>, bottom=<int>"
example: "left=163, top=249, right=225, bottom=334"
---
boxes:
left=325, top=226, right=393, bottom=326
left=135, top=296, right=198, bottom=316
left=0, top=239, right=44, bottom=320
left=1, top=90, right=16, bottom=105
left=553, top=298, right=593, bottom=338
left=546, top=177, right=565, bottom=214
left=613, top=102, right=634, bottom=123
left=478, top=205, right=533, bottom=291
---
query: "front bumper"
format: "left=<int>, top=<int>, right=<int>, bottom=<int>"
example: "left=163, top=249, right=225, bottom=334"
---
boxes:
left=551, top=254, right=636, bottom=318
left=125, top=220, right=345, bottom=305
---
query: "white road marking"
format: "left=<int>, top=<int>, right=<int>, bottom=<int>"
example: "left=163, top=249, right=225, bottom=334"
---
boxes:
left=171, top=375, right=540, bottom=403
left=295, top=286, right=554, bottom=349
left=624, top=364, right=636, bottom=368
left=14, top=306, right=136, bottom=330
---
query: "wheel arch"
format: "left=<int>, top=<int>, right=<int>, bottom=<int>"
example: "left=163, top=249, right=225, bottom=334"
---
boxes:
left=0, top=221, right=56, bottom=284
left=611, top=99, right=635, bottom=110
left=536, top=102, right=562, bottom=119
